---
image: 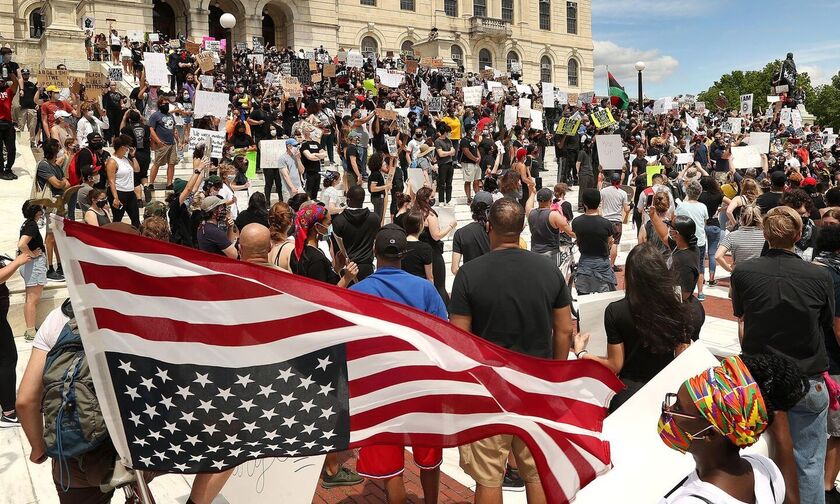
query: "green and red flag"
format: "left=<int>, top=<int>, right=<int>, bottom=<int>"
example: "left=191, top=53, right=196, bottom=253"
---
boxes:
left=608, top=72, right=630, bottom=110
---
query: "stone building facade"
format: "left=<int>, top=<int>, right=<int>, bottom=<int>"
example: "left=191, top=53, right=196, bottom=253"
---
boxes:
left=1, top=0, right=592, bottom=88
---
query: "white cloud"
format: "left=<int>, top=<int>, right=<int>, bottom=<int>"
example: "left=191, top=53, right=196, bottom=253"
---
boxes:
left=593, top=40, right=679, bottom=85
left=799, top=65, right=831, bottom=87
left=592, top=0, right=709, bottom=18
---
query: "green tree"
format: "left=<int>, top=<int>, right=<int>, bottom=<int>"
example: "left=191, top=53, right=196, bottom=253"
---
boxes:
left=808, top=71, right=840, bottom=132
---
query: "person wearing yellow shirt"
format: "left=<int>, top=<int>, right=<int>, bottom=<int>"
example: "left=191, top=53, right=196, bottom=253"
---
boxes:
left=441, top=108, right=462, bottom=163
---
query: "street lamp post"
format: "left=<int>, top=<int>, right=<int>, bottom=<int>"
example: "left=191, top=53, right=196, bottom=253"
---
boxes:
left=634, top=61, right=645, bottom=111
left=220, top=13, right=237, bottom=89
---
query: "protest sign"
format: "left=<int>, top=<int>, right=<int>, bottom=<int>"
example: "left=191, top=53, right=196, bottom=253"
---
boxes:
left=591, top=109, right=617, bottom=130
left=235, top=42, right=247, bottom=52
left=336, top=50, right=347, bottom=63
left=282, top=77, right=302, bottom=99
left=515, top=84, right=532, bottom=96
left=221, top=456, right=325, bottom=504
left=375, top=108, right=397, bottom=121
left=280, top=62, right=292, bottom=76
left=128, top=30, right=143, bottom=43
left=197, top=52, right=216, bottom=73
left=676, top=153, right=694, bottom=166
left=504, top=105, right=517, bottom=129
left=251, top=54, right=264, bottom=66
left=731, top=146, right=762, bottom=169
left=346, top=51, right=364, bottom=68
left=376, top=69, right=404, bottom=88
left=775, top=84, right=789, bottom=94
left=695, top=102, right=706, bottom=114
left=740, top=93, right=753, bottom=116
left=653, top=97, right=672, bottom=115
left=386, top=136, right=398, bottom=156
left=405, top=60, right=418, bottom=75
left=396, top=115, right=410, bottom=136
left=542, top=83, right=555, bottom=107
left=259, top=140, right=286, bottom=169
left=791, top=109, right=802, bottom=130
left=518, top=98, right=531, bottom=119
left=595, top=135, right=624, bottom=171
left=185, top=41, right=201, bottom=55
left=420, top=80, right=430, bottom=102
left=309, top=59, right=317, bottom=71
left=107, top=68, right=123, bottom=83
left=530, top=110, right=544, bottom=131
left=454, top=78, right=467, bottom=88
left=567, top=93, right=579, bottom=107
left=646, top=165, right=663, bottom=186
left=825, top=134, right=838, bottom=148
left=480, top=68, right=494, bottom=81
left=579, top=91, right=595, bottom=106
left=252, top=36, right=264, bottom=53
left=747, top=132, right=771, bottom=153
left=323, top=64, right=336, bottom=78
left=720, top=117, right=741, bottom=134
left=509, top=61, right=523, bottom=73
left=429, top=96, right=443, bottom=113
left=311, top=72, right=322, bottom=83
left=766, top=95, right=780, bottom=103
left=291, top=59, right=311, bottom=85
left=556, top=118, right=580, bottom=136
left=36, top=69, right=70, bottom=87
left=188, top=128, right=225, bottom=158
left=205, top=40, right=221, bottom=53
left=780, top=108, right=792, bottom=126
left=363, top=79, right=377, bottom=96
left=434, top=205, right=456, bottom=233
left=193, top=90, right=230, bottom=119
left=577, top=291, right=626, bottom=358
left=85, top=71, right=107, bottom=89
left=685, top=114, right=699, bottom=134
left=143, top=52, right=168, bottom=87
left=555, top=90, right=568, bottom=106
left=304, top=51, right=315, bottom=61
left=198, top=75, right=215, bottom=90
left=407, top=168, right=426, bottom=192
left=148, top=33, right=159, bottom=42
left=463, top=86, right=482, bottom=107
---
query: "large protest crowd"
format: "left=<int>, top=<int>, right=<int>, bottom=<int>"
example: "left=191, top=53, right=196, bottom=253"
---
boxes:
left=2, top=29, right=840, bottom=504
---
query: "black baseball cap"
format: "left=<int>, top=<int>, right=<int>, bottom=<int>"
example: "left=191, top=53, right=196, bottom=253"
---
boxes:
left=374, top=224, right=407, bottom=259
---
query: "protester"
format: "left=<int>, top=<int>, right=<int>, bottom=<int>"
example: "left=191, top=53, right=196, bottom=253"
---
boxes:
left=451, top=191, right=492, bottom=275
left=573, top=188, right=617, bottom=294
left=196, top=195, right=238, bottom=258
left=414, top=186, right=455, bottom=300
left=83, top=189, right=112, bottom=227
left=0, top=250, right=35, bottom=426
left=528, top=187, right=575, bottom=265
left=267, top=201, right=294, bottom=271
left=332, top=185, right=381, bottom=282
left=675, top=180, right=709, bottom=300
left=105, top=134, right=141, bottom=228
left=697, top=176, right=728, bottom=286
left=600, top=173, right=630, bottom=271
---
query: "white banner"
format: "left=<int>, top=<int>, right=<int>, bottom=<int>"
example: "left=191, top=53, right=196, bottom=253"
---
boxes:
left=542, top=83, right=554, bottom=108
left=463, top=86, right=483, bottom=107
left=595, top=135, right=624, bottom=171
left=143, top=52, right=169, bottom=87
left=193, top=90, right=230, bottom=120
left=187, top=128, right=225, bottom=158
left=376, top=68, right=404, bottom=88
left=346, top=51, right=364, bottom=68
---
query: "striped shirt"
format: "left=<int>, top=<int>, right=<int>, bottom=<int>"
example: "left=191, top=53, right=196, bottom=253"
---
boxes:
left=720, top=227, right=766, bottom=266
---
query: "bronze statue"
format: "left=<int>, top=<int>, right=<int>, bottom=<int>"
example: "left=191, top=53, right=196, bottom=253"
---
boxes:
left=773, top=52, right=797, bottom=91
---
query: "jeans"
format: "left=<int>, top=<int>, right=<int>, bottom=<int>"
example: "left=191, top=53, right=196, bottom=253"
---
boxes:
left=788, top=377, right=829, bottom=504
left=437, top=163, right=454, bottom=203
left=321, top=133, right=335, bottom=164
left=704, top=224, right=721, bottom=277
left=357, top=145, right=369, bottom=178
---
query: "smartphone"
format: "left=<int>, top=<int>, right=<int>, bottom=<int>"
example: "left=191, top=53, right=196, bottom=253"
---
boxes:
left=645, top=194, right=654, bottom=208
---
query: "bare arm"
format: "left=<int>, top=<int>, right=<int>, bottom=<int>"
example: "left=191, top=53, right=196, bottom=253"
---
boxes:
left=0, top=254, right=34, bottom=284
left=649, top=206, right=670, bottom=243
left=451, top=251, right=462, bottom=276
left=16, top=349, right=49, bottom=464
left=715, top=244, right=734, bottom=273
left=552, top=306, right=574, bottom=361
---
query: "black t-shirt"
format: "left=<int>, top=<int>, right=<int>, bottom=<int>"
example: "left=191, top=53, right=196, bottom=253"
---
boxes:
left=452, top=221, right=491, bottom=263
left=332, top=208, right=380, bottom=265
left=197, top=222, right=232, bottom=255
left=698, top=191, right=723, bottom=226
left=19, top=219, right=44, bottom=253
left=235, top=208, right=269, bottom=231
left=344, top=146, right=361, bottom=174
left=20, top=81, right=38, bottom=109
left=0, top=61, right=20, bottom=81
left=102, top=91, right=124, bottom=113
left=129, top=87, right=146, bottom=114
left=231, top=133, right=253, bottom=149
left=121, top=123, right=151, bottom=152
left=290, top=245, right=340, bottom=284
left=756, top=191, right=783, bottom=215
left=672, top=247, right=699, bottom=296
left=401, top=241, right=432, bottom=279
left=367, top=171, right=385, bottom=199
left=249, top=108, right=273, bottom=140
left=462, top=139, right=479, bottom=163
left=605, top=298, right=676, bottom=381
left=572, top=214, right=613, bottom=257
left=300, top=140, right=322, bottom=173
left=449, top=248, right=572, bottom=358
left=169, top=201, right=195, bottom=248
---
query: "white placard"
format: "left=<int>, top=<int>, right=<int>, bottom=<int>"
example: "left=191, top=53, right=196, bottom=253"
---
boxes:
left=420, top=80, right=430, bottom=102
left=463, top=86, right=483, bottom=107
left=780, top=108, right=792, bottom=126
left=259, top=140, right=286, bottom=169
left=676, top=153, right=694, bottom=165
left=530, top=110, right=544, bottom=131
left=791, top=109, right=802, bottom=130
left=825, top=134, right=838, bottom=148
left=727, top=117, right=742, bottom=134
left=515, top=84, right=532, bottom=96
left=595, top=135, right=624, bottom=171
left=128, top=30, right=143, bottom=43
left=434, top=205, right=456, bottom=233
left=518, top=98, right=531, bottom=118
left=187, top=128, right=225, bottom=158
left=143, top=52, right=169, bottom=87
left=653, top=97, right=672, bottom=115
left=504, top=105, right=517, bottom=129
left=407, top=168, right=426, bottom=192
left=685, top=114, right=699, bottom=134
left=193, top=90, right=230, bottom=120
left=747, top=132, right=771, bottom=154
left=767, top=95, right=780, bottom=104
left=221, top=455, right=325, bottom=504
left=542, top=82, right=554, bottom=108
left=577, top=290, right=626, bottom=358
left=731, top=145, right=762, bottom=169
left=346, top=51, right=364, bottom=68
left=198, top=75, right=214, bottom=90
left=740, top=93, right=753, bottom=116
left=555, top=90, right=568, bottom=105
left=386, top=135, right=398, bottom=156
left=376, top=68, right=404, bottom=88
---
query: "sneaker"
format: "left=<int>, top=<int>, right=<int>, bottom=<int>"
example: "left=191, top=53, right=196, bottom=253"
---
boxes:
left=165, top=184, right=174, bottom=191
left=0, top=171, right=14, bottom=181
left=0, top=412, right=20, bottom=428
left=143, top=185, right=152, bottom=203
left=502, top=466, right=526, bottom=492
left=56, top=264, right=64, bottom=277
left=46, top=268, right=65, bottom=282
left=698, top=293, right=706, bottom=301
left=8, top=171, right=18, bottom=180
left=320, top=466, right=364, bottom=488
left=23, top=329, right=35, bottom=343
left=826, top=488, right=840, bottom=504
left=707, top=279, right=718, bottom=286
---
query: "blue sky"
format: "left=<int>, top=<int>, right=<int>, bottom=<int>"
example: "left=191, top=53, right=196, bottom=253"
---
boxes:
left=591, top=0, right=840, bottom=98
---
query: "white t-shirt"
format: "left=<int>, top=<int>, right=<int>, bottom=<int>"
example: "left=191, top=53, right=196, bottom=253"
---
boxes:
left=218, top=184, right=238, bottom=219
left=660, top=454, right=783, bottom=504
left=321, top=185, right=343, bottom=211
left=407, top=139, right=423, bottom=162
left=33, top=307, right=71, bottom=352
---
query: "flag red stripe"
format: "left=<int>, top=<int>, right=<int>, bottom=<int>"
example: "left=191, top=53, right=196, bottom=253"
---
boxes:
left=350, top=395, right=504, bottom=431
left=92, top=307, right=354, bottom=346
left=348, top=366, right=477, bottom=397
left=345, top=337, right=418, bottom=361
left=63, top=220, right=623, bottom=391
left=78, top=261, right=278, bottom=301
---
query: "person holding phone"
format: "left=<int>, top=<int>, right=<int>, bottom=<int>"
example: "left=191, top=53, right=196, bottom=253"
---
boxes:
left=106, top=134, right=141, bottom=227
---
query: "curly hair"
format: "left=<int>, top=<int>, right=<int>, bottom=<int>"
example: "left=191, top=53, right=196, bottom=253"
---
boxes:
left=140, top=216, right=170, bottom=242
left=740, top=353, right=808, bottom=424
left=781, top=188, right=813, bottom=213
left=268, top=201, right=293, bottom=242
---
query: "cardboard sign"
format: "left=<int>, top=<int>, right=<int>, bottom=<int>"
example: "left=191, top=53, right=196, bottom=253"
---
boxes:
left=405, top=60, right=418, bottom=75
left=311, top=72, right=322, bottom=83
left=740, top=93, right=753, bottom=116
left=188, top=128, right=225, bottom=158
left=386, top=135, right=398, bottom=156
left=37, top=69, right=70, bottom=87
left=282, top=77, right=302, bottom=99
left=695, top=102, right=706, bottom=113
left=185, top=41, right=201, bottom=55
left=108, top=68, right=123, bottom=83
left=428, top=96, right=443, bottom=113
left=567, top=93, right=579, bottom=106
left=595, top=135, right=624, bottom=171
left=346, top=51, right=364, bottom=68
left=308, top=59, right=317, bottom=71
left=375, top=108, right=397, bottom=121
left=197, top=52, right=216, bottom=73
left=259, top=140, right=286, bottom=169
left=193, top=90, right=230, bottom=119
left=323, top=64, right=336, bottom=78
left=591, top=109, right=617, bottom=129
left=463, top=85, right=483, bottom=107
left=83, top=87, right=103, bottom=102
left=143, top=52, right=169, bottom=87
left=556, top=117, right=580, bottom=136
left=85, top=71, right=108, bottom=89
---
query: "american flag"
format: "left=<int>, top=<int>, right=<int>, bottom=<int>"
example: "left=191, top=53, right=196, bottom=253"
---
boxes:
left=53, top=217, right=623, bottom=503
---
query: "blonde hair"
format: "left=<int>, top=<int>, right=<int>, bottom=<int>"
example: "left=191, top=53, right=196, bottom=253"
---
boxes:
left=740, top=178, right=760, bottom=203
left=764, top=206, right=802, bottom=249
left=739, top=204, right=763, bottom=229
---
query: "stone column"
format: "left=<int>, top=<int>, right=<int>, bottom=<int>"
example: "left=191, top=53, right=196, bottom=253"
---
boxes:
left=189, top=7, right=210, bottom=42
left=243, top=14, right=263, bottom=47
left=39, top=0, right=89, bottom=71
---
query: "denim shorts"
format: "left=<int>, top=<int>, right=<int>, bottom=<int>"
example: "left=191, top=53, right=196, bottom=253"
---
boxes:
left=20, top=254, right=47, bottom=287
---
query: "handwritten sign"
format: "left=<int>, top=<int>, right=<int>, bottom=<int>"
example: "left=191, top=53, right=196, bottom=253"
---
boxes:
left=198, top=75, right=214, bottom=90
left=291, top=59, right=311, bottom=85
left=346, top=51, right=364, bottom=68
left=185, top=41, right=201, bottom=55
left=205, top=40, right=221, bottom=53
left=591, top=109, right=616, bottom=129
left=282, top=76, right=302, bottom=99
left=386, top=135, right=398, bottom=156
left=595, top=135, right=624, bottom=171
left=376, top=68, right=404, bottom=89
left=107, top=68, right=123, bottom=83
left=653, top=97, right=672, bottom=115
left=221, top=455, right=325, bottom=504
left=193, top=90, right=230, bottom=119
left=695, top=102, right=706, bottom=114
left=730, top=145, right=762, bottom=169
left=405, top=60, right=418, bottom=75
left=375, top=108, right=397, bottom=121
left=128, top=30, right=143, bottom=43
left=252, top=36, right=264, bottom=53
left=143, top=52, right=169, bottom=87
left=259, top=140, right=286, bottom=169
left=36, top=69, right=70, bottom=87
left=188, top=128, right=226, bottom=158
left=463, top=85, right=483, bottom=107
left=323, top=64, right=336, bottom=78
left=579, top=91, right=595, bottom=106
left=518, top=98, right=532, bottom=118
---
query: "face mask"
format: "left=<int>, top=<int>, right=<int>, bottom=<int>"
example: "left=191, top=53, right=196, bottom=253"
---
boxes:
left=96, top=199, right=108, bottom=208
left=90, top=141, right=104, bottom=151
left=37, top=216, right=46, bottom=228
left=657, top=410, right=714, bottom=454
left=159, top=104, right=170, bottom=114
left=183, top=94, right=190, bottom=101
left=429, top=198, right=436, bottom=207
left=269, top=129, right=277, bottom=136
left=262, top=104, right=271, bottom=112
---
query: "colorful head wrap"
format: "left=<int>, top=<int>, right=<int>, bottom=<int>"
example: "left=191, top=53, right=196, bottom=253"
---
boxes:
left=293, top=205, right=328, bottom=260
left=685, top=355, right=769, bottom=449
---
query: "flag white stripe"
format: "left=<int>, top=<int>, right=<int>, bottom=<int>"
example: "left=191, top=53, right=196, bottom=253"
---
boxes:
left=346, top=352, right=435, bottom=380
left=349, top=380, right=492, bottom=414
left=349, top=411, right=609, bottom=500
left=74, top=284, right=318, bottom=326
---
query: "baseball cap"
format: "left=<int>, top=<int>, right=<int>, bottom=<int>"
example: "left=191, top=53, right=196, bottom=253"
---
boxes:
left=143, top=200, right=167, bottom=219
left=172, top=178, right=188, bottom=194
left=374, top=224, right=408, bottom=259
left=206, top=175, right=223, bottom=186
left=803, top=176, right=817, bottom=187
left=285, top=138, right=299, bottom=147
left=771, top=170, right=787, bottom=186
left=610, top=172, right=622, bottom=184
left=472, top=190, right=493, bottom=206
left=46, top=85, right=60, bottom=93
left=21, top=68, right=30, bottom=75
left=87, top=132, right=103, bottom=143
left=536, top=188, right=554, bottom=202
left=200, top=195, right=226, bottom=212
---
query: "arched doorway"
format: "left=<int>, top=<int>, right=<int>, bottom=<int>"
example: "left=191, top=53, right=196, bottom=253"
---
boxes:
left=207, top=0, right=246, bottom=43
left=261, top=3, right=292, bottom=50
left=208, top=5, right=225, bottom=41
left=153, top=0, right=177, bottom=39
left=361, top=36, right=378, bottom=58
left=262, top=12, right=275, bottom=47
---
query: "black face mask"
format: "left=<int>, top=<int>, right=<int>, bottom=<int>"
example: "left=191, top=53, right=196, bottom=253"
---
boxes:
left=96, top=199, right=108, bottom=208
left=262, top=104, right=270, bottom=111
left=159, top=104, right=170, bottom=114
left=90, top=141, right=104, bottom=151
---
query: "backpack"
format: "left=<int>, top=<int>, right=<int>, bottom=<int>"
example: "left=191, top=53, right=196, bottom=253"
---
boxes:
left=66, top=148, right=98, bottom=186
left=42, top=320, right=109, bottom=461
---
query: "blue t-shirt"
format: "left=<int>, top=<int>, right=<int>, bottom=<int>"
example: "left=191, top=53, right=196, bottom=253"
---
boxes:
left=350, top=267, right=447, bottom=320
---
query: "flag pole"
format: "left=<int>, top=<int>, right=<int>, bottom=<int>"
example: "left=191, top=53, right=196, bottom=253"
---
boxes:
left=134, top=470, right=155, bottom=504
